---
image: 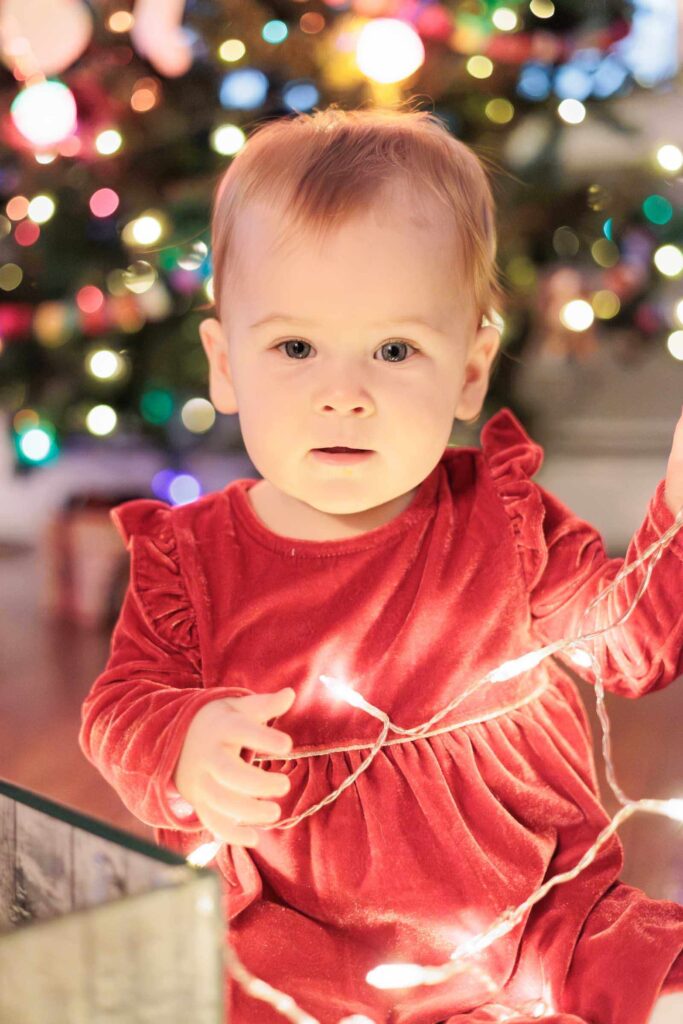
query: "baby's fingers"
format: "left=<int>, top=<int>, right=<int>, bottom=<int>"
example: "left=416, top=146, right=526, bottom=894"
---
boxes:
left=200, top=772, right=282, bottom=826
left=222, top=707, right=293, bottom=757
left=211, top=750, right=291, bottom=798
left=199, top=803, right=259, bottom=848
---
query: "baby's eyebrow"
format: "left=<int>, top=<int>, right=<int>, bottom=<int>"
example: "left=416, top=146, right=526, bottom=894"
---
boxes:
left=249, top=313, right=446, bottom=334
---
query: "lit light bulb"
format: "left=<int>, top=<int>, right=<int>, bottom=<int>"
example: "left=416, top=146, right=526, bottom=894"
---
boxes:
left=186, top=839, right=221, bottom=867
left=662, top=798, right=683, bottom=822
left=319, top=674, right=367, bottom=709
left=366, top=963, right=428, bottom=989
left=488, top=648, right=547, bottom=683
left=567, top=644, right=594, bottom=669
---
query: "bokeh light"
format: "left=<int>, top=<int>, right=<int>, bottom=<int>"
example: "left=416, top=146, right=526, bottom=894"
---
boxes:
left=181, top=398, right=216, bottom=433
left=15, top=221, right=40, bottom=246
left=219, top=68, right=269, bottom=109
left=0, top=264, right=23, bottom=291
left=27, top=195, right=56, bottom=223
left=11, top=80, right=78, bottom=147
left=76, top=285, right=105, bottom=314
left=87, top=349, right=125, bottom=380
left=529, top=0, right=555, bottom=17
left=133, top=215, right=162, bottom=245
left=262, top=20, right=288, bottom=45
left=466, top=56, right=493, bottom=80
left=6, top=196, right=29, bottom=221
left=667, top=330, right=683, bottom=360
left=95, top=129, right=123, bottom=155
left=17, top=425, right=58, bottom=464
left=655, top=144, right=683, bottom=173
left=485, top=98, right=514, bottom=124
left=169, top=473, right=202, bottom=506
left=219, top=39, right=246, bottom=63
left=492, top=8, right=518, bottom=31
left=642, top=195, right=673, bottom=225
left=356, top=19, right=425, bottom=85
left=654, top=245, right=683, bottom=278
left=592, top=290, right=621, bottom=319
left=140, top=388, right=174, bottom=424
left=90, top=188, right=120, bottom=218
left=86, top=404, right=117, bottom=436
left=558, top=99, right=586, bottom=124
left=210, top=124, right=245, bottom=156
left=560, top=299, right=594, bottom=331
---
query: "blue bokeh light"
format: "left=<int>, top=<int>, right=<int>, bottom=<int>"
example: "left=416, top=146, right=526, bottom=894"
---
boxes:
left=516, top=63, right=552, bottom=102
left=169, top=473, right=202, bottom=506
left=283, top=80, right=319, bottom=113
left=220, top=68, right=269, bottom=110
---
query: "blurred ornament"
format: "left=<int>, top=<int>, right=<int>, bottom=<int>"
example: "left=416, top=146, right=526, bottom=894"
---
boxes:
left=129, top=0, right=192, bottom=78
left=176, top=240, right=208, bottom=271
left=122, top=260, right=157, bottom=294
left=0, top=0, right=92, bottom=77
left=1, top=0, right=191, bottom=80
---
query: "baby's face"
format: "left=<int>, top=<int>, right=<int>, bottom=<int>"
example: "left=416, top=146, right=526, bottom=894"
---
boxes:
left=200, top=182, right=500, bottom=525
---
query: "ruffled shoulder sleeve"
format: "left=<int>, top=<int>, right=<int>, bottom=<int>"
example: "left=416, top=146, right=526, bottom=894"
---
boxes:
left=480, top=407, right=549, bottom=591
left=110, top=498, right=197, bottom=652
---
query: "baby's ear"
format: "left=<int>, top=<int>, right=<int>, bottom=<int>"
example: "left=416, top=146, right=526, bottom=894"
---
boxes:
left=198, top=318, right=238, bottom=414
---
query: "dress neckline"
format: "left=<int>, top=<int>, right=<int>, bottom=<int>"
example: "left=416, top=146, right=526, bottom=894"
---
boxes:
left=226, top=456, right=444, bottom=557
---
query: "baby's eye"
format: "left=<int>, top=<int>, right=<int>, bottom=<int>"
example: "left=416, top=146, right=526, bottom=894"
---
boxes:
left=275, top=339, right=417, bottom=362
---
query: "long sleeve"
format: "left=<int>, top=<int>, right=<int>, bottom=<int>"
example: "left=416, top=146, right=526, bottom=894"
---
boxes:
left=78, top=499, right=248, bottom=831
left=481, top=410, right=683, bottom=698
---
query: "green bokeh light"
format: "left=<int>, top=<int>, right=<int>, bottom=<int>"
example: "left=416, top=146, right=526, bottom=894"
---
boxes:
left=642, top=195, right=673, bottom=225
left=14, top=422, right=59, bottom=465
left=140, top=388, right=175, bottom=424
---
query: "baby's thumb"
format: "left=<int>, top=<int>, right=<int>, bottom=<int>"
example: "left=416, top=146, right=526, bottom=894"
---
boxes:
left=240, top=687, right=296, bottom=723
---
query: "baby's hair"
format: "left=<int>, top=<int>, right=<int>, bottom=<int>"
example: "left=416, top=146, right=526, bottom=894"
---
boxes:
left=208, top=101, right=507, bottom=337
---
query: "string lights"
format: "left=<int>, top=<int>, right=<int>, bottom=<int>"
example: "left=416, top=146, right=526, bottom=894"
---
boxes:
left=184, top=502, right=683, bottom=1023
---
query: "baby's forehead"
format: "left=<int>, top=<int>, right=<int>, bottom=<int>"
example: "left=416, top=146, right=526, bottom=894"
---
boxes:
left=232, top=189, right=463, bottom=269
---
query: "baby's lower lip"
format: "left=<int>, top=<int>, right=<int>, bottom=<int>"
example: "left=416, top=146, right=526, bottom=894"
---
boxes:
left=311, top=449, right=374, bottom=464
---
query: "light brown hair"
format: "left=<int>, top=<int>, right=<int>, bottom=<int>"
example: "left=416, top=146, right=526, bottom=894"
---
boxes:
left=208, top=102, right=507, bottom=335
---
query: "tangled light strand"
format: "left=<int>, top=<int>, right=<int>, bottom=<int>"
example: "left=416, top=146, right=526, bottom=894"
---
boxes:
left=186, top=504, right=683, bottom=1023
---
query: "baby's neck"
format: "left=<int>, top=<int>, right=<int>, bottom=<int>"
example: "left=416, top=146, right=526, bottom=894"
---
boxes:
left=247, top=479, right=418, bottom=541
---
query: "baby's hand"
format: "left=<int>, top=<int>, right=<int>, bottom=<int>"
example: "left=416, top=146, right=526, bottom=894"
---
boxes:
left=173, top=687, right=295, bottom=848
left=664, top=407, right=683, bottom=520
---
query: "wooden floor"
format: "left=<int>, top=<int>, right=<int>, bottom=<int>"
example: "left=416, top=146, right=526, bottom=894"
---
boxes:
left=1, top=544, right=682, bottom=903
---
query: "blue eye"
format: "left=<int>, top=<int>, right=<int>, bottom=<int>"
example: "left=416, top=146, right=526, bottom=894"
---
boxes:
left=275, top=339, right=417, bottom=362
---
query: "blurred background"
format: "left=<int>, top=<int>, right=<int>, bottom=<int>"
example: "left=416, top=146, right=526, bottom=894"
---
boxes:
left=0, top=0, right=681, bottom=905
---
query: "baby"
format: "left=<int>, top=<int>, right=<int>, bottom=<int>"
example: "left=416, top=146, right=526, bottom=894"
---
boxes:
left=79, top=105, right=683, bottom=1024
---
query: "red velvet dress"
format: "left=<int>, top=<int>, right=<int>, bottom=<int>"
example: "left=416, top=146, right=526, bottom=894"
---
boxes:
left=79, top=408, right=683, bottom=1024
